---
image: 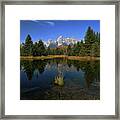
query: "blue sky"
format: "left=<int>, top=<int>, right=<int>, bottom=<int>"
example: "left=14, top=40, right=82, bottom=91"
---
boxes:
left=20, top=20, right=100, bottom=43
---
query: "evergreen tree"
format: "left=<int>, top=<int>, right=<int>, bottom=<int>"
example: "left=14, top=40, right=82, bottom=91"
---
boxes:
left=20, top=43, right=25, bottom=56
left=84, top=26, right=95, bottom=44
left=37, top=40, right=46, bottom=56
left=84, top=27, right=100, bottom=56
left=33, top=40, right=46, bottom=56
left=24, top=34, right=33, bottom=56
left=32, top=42, right=38, bottom=56
left=47, top=47, right=51, bottom=55
left=67, top=45, right=72, bottom=56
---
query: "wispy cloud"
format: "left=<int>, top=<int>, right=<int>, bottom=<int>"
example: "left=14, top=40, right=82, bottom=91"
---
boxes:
left=45, top=21, right=55, bottom=26
left=23, top=20, right=55, bottom=27
left=31, top=20, right=39, bottom=23
left=30, top=20, right=43, bottom=26
left=24, top=20, right=38, bottom=23
left=24, top=20, right=41, bottom=24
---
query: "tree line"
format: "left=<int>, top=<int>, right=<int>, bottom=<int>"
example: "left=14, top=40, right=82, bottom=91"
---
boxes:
left=20, top=26, right=100, bottom=57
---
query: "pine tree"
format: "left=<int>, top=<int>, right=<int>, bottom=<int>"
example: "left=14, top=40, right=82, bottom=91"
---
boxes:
left=84, top=26, right=95, bottom=44
left=37, top=40, right=46, bottom=56
left=24, top=34, right=33, bottom=56
left=67, top=45, right=72, bottom=56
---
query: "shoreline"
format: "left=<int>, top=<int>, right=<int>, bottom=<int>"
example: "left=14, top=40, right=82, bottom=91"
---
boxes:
left=20, top=55, right=100, bottom=61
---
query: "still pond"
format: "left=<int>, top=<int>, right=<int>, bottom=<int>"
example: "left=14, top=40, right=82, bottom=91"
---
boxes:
left=20, top=59, right=100, bottom=100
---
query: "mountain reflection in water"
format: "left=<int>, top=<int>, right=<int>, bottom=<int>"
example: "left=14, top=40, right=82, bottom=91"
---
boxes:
left=20, top=59, right=100, bottom=100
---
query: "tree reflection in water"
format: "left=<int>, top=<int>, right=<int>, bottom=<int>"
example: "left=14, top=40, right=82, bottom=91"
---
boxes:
left=21, top=60, right=47, bottom=80
left=20, top=59, right=100, bottom=100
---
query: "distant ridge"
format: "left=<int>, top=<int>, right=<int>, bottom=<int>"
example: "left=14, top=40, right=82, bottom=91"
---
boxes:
left=44, top=35, right=78, bottom=48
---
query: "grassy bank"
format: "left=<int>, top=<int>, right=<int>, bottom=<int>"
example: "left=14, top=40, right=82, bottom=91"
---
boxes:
left=20, top=55, right=100, bottom=61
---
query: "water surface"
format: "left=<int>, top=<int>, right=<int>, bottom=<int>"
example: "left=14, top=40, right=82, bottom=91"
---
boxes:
left=20, top=59, right=100, bottom=100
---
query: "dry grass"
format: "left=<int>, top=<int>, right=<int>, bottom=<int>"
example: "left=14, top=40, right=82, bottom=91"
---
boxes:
left=20, top=55, right=100, bottom=61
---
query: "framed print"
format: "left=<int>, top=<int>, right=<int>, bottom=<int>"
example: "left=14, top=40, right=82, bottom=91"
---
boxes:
left=0, top=0, right=119, bottom=119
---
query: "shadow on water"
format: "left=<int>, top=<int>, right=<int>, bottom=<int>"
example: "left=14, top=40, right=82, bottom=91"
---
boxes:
left=20, top=58, right=100, bottom=100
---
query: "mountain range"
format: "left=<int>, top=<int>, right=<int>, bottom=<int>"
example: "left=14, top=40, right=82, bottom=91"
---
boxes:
left=44, top=35, right=78, bottom=48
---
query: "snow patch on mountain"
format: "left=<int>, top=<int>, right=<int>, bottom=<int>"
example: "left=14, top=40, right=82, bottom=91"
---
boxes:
left=44, top=35, right=78, bottom=48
